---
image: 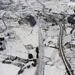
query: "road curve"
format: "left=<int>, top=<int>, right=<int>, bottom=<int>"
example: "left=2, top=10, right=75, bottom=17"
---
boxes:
left=36, top=0, right=46, bottom=14
left=59, top=23, right=74, bottom=75
left=0, top=3, right=15, bottom=33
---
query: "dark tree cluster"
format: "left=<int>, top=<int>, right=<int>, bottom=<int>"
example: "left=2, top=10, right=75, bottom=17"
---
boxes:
left=0, top=37, right=5, bottom=51
left=67, top=14, right=75, bottom=25
left=18, top=58, right=37, bottom=74
left=25, top=15, right=36, bottom=27
left=18, top=15, right=36, bottom=27
left=36, top=47, right=39, bottom=58
left=2, top=45, right=39, bottom=75
left=43, top=16, right=58, bottom=25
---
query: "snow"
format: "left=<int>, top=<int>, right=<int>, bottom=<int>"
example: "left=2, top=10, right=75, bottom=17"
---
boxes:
left=0, top=63, right=37, bottom=75
left=21, top=67, right=37, bottom=75
left=45, top=65, right=65, bottom=75
left=0, top=63, right=20, bottom=75
left=0, top=0, right=75, bottom=75
left=66, top=27, right=72, bottom=34
left=13, top=25, right=38, bottom=47
left=63, top=35, right=72, bottom=45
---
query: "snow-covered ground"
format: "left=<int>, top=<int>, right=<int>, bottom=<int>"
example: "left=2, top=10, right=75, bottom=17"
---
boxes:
left=0, top=0, right=75, bottom=75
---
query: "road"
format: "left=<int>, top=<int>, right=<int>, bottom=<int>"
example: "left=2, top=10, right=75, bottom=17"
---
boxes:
left=59, top=22, right=74, bottom=75
left=35, top=1, right=47, bottom=75
left=36, top=0, right=45, bottom=14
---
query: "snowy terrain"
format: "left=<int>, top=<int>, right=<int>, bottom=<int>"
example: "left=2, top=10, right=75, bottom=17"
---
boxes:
left=0, top=0, right=75, bottom=75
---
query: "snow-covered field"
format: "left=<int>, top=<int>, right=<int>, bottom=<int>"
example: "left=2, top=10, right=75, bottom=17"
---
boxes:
left=0, top=0, right=75, bottom=75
